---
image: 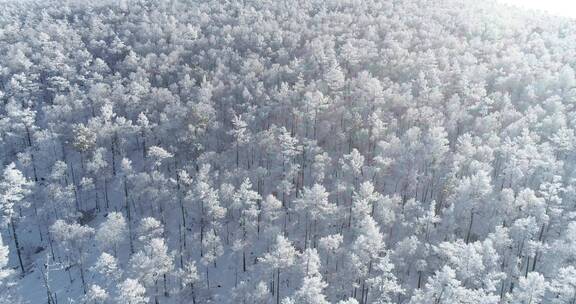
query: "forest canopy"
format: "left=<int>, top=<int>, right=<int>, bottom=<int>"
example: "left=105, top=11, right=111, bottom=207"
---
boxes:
left=1, top=0, right=576, bottom=303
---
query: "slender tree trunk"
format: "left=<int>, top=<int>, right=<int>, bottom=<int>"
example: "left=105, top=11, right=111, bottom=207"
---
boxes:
left=79, top=261, right=87, bottom=294
left=10, top=218, right=25, bottom=274
left=276, top=268, right=281, bottom=304
left=304, top=214, right=309, bottom=249
left=164, top=273, right=169, bottom=297
left=142, top=131, right=147, bottom=160
left=236, top=141, right=239, bottom=169
left=124, top=176, right=134, bottom=254
left=417, top=270, right=423, bottom=289
left=25, top=126, right=38, bottom=182
left=191, top=283, right=197, bottom=304
left=41, top=256, right=55, bottom=304
left=465, top=211, right=474, bottom=244
left=104, top=177, right=110, bottom=210
left=178, top=185, right=187, bottom=252
left=111, top=135, right=117, bottom=176
left=525, top=257, right=530, bottom=278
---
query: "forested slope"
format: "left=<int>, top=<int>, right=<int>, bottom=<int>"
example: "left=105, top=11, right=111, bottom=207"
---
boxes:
left=1, top=0, right=576, bottom=303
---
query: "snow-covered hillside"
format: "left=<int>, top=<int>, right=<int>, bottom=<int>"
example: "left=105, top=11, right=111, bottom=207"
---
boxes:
left=1, top=0, right=576, bottom=303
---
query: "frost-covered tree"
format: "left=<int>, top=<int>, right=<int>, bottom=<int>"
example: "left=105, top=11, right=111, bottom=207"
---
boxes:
left=295, top=184, right=336, bottom=248
left=289, top=250, right=331, bottom=303
left=548, top=266, right=576, bottom=304
left=116, top=278, right=147, bottom=304
left=200, top=229, right=223, bottom=288
left=232, top=178, right=261, bottom=272
left=129, top=237, right=174, bottom=301
left=0, top=163, right=32, bottom=274
left=229, top=114, right=251, bottom=168
left=50, top=220, right=95, bottom=293
left=96, top=212, right=127, bottom=256
left=366, top=255, right=403, bottom=304
left=293, top=275, right=329, bottom=304
left=179, top=261, right=200, bottom=303
left=260, top=235, right=298, bottom=304
left=510, top=272, right=548, bottom=304
left=83, top=284, right=108, bottom=304
left=0, top=235, right=12, bottom=284
left=410, top=266, right=499, bottom=304
left=232, top=280, right=270, bottom=304
left=91, top=252, right=122, bottom=285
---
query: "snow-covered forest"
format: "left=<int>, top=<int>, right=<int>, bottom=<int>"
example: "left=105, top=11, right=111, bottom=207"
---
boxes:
left=1, top=0, right=576, bottom=303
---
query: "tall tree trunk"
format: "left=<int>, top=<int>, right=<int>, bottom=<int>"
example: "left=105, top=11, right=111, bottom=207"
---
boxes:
left=111, top=135, right=117, bottom=176
left=236, top=141, right=240, bottom=169
left=10, top=218, right=25, bottom=274
left=243, top=250, right=246, bottom=272
left=41, top=256, right=56, bottom=304
left=124, top=176, right=134, bottom=254
left=276, top=268, right=281, bottom=304
left=164, top=273, right=169, bottom=297
left=104, top=177, right=110, bottom=210
left=79, top=261, right=87, bottom=294
left=465, top=211, right=474, bottom=244
left=191, top=283, right=197, bottom=304
left=417, top=270, right=423, bottom=289
left=25, top=126, right=38, bottom=182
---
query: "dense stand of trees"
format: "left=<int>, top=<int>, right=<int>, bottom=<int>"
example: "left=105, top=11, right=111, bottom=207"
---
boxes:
left=1, top=0, right=576, bottom=303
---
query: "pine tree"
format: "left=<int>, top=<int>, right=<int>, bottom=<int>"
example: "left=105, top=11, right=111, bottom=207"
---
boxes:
left=117, top=278, right=147, bottom=304
left=96, top=212, right=127, bottom=257
left=510, top=272, right=547, bottom=304
left=200, top=229, right=223, bottom=288
left=233, top=178, right=261, bottom=272
left=548, top=266, right=576, bottom=304
left=295, top=184, right=336, bottom=248
left=260, top=235, right=298, bottom=304
left=180, top=261, right=200, bottom=303
left=366, top=255, right=403, bottom=304
left=83, top=284, right=108, bottom=304
left=0, top=163, right=32, bottom=274
left=50, top=220, right=95, bottom=293
left=129, top=237, right=174, bottom=300
left=229, top=114, right=251, bottom=168
left=293, top=275, right=330, bottom=304
left=90, top=252, right=122, bottom=285
left=0, top=234, right=12, bottom=284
